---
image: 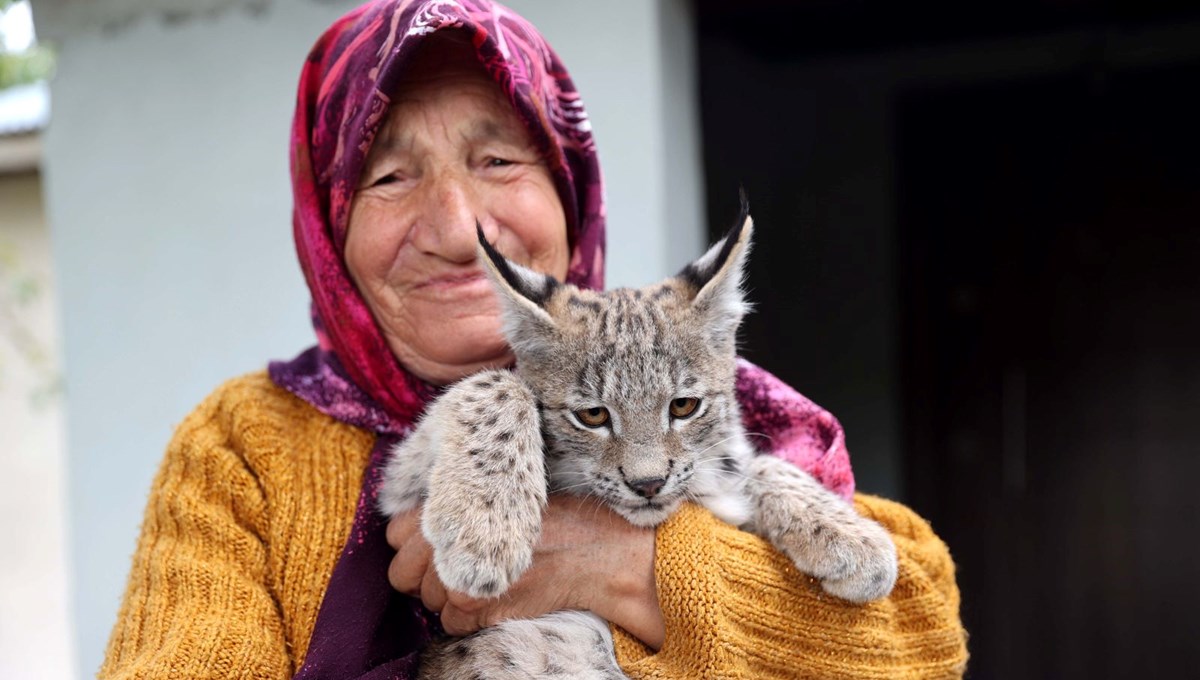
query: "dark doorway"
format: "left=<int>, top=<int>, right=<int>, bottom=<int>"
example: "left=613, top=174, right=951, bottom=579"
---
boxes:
left=696, top=2, right=1200, bottom=678
left=897, top=62, right=1200, bottom=678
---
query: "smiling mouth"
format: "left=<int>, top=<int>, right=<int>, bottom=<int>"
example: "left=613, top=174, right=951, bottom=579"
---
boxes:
left=409, top=272, right=495, bottom=302
left=417, top=271, right=487, bottom=290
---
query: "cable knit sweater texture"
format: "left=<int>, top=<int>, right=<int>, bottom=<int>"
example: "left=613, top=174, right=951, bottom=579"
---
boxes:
left=99, top=372, right=968, bottom=679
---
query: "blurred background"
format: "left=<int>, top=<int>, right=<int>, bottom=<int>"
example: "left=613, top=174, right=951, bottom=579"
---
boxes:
left=1, top=0, right=1197, bottom=677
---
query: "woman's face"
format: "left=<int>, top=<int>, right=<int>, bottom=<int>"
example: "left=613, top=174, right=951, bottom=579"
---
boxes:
left=345, top=44, right=569, bottom=386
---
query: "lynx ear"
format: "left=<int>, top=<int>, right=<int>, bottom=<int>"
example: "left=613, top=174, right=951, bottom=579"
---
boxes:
left=677, top=191, right=754, bottom=343
left=476, top=224, right=560, bottom=358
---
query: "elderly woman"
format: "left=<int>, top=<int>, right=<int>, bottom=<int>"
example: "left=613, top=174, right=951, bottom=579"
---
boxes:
left=99, top=1, right=968, bottom=678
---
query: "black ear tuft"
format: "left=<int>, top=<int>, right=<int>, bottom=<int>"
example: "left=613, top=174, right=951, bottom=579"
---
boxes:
left=678, top=189, right=751, bottom=291
left=476, top=222, right=559, bottom=307
left=472, top=221, right=556, bottom=307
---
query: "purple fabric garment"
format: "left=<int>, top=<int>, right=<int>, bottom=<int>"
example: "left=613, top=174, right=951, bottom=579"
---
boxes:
left=291, top=436, right=437, bottom=680
left=734, top=359, right=854, bottom=500
left=269, top=315, right=421, bottom=436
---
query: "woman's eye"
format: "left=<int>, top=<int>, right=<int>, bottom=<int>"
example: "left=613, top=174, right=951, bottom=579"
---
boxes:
left=573, top=407, right=610, bottom=428
left=370, top=174, right=401, bottom=187
left=486, top=157, right=514, bottom=168
left=669, top=397, right=700, bottom=419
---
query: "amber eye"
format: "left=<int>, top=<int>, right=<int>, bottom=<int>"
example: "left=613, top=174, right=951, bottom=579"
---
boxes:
left=574, top=407, right=611, bottom=428
left=669, top=397, right=700, bottom=419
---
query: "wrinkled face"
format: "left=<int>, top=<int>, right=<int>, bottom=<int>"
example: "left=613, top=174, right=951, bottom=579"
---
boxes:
left=345, top=37, right=569, bottom=386
left=476, top=210, right=754, bottom=526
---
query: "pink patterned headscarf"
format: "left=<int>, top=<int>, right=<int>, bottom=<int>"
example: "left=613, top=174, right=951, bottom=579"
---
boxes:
left=269, top=2, right=855, bottom=675
left=283, top=0, right=605, bottom=427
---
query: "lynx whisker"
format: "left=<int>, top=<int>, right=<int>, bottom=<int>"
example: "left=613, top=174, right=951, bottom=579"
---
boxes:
left=552, top=480, right=598, bottom=493
left=693, top=453, right=740, bottom=465
left=691, top=434, right=744, bottom=458
left=688, top=463, right=757, bottom=484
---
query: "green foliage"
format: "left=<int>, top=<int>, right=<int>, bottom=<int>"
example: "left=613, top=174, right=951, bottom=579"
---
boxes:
left=0, top=236, right=62, bottom=410
left=0, top=44, right=54, bottom=89
left=1, top=1, right=56, bottom=90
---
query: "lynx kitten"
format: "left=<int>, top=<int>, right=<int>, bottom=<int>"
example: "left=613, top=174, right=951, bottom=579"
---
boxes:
left=380, top=202, right=898, bottom=679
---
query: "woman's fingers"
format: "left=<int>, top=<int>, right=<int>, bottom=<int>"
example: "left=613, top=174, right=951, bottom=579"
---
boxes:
left=385, top=508, right=421, bottom=549
left=386, top=509, right=431, bottom=597
left=439, top=604, right=481, bottom=636
left=383, top=494, right=657, bottom=646
left=387, top=537, right=431, bottom=595
left=419, top=564, right=448, bottom=613
left=439, top=596, right=495, bottom=636
left=384, top=509, right=453, bottom=614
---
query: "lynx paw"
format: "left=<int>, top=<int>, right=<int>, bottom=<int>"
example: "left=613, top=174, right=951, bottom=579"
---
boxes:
left=796, top=515, right=897, bottom=603
left=746, top=454, right=898, bottom=603
left=422, top=477, right=545, bottom=598
left=427, top=510, right=532, bottom=599
left=416, top=370, right=548, bottom=599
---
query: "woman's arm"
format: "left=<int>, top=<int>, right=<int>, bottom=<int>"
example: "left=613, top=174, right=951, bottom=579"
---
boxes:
left=611, top=495, right=969, bottom=679
left=99, top=391, right=291, bottom=679
left=390, top=493, right=967, bottom=678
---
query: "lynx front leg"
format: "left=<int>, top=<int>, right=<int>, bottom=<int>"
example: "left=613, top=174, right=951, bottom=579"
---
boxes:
left=421, top=370, right=547, bottom=599
left=419, top=612, right=627, bottom=680
left=379, top=412, right=441, bottom=517
left=744, top=454, right=898, bottom=602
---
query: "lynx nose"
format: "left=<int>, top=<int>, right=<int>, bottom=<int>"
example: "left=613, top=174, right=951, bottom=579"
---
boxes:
left=627, top=477, right=667, bottom=499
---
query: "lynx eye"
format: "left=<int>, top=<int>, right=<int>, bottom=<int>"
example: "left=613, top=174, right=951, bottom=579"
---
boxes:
left=573, top=407, right=611, bottom=428
left=669, top=397, right=701, bottom=419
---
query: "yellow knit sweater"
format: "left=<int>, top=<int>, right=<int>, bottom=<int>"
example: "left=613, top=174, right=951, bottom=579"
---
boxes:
left=99, top=372, right=968, bottom=679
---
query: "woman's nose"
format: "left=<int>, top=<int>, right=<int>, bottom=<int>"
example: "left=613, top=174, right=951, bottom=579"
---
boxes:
left=410, top=169, right=495, bottom=263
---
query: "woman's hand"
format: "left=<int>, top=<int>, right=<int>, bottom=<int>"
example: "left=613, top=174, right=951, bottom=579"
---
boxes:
left=387, top=494, right=665, bottom=650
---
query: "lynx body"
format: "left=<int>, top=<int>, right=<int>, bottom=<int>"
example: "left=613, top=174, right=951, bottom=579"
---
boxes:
left=379, top=205, right=897, bottom=679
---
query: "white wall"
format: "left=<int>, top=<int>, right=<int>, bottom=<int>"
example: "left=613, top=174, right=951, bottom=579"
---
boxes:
left=33, top=0, right=703, bottom=676
left=502, top=0, right=704, bottom=282
left=0, top=170, right=74, bottom=680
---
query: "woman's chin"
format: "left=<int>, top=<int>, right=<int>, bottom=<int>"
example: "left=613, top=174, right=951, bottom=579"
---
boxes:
left=393, top=336, right=514, bottom=386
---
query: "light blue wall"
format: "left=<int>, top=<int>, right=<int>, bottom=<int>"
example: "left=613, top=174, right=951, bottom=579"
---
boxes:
left=34, top=1, right=703, bottom=675
left=39, top=4, right=346, bottom=675
left=502, top=0, right=705, bottom=284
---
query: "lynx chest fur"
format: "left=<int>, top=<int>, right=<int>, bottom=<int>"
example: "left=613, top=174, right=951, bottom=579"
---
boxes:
left=379, top=205, right=898, bottom=679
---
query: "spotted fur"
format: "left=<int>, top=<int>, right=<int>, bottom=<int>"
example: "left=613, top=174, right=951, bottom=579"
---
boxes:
left=379, top=206, right=898, bottom=678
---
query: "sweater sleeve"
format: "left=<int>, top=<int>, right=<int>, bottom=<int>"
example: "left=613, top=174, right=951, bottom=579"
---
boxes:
left=610, top=495, right=969, bottom=679
left=98, top=389, right=292, bottom=679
